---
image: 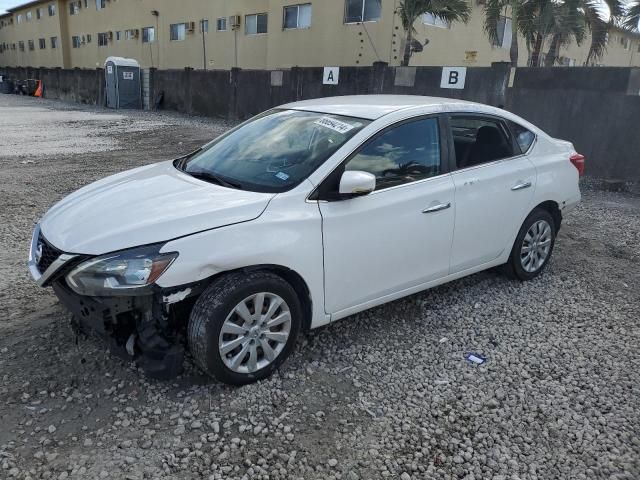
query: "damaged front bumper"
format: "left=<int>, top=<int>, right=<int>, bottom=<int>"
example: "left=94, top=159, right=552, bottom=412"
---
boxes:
left=51, top=279, right=198, bottom=379
left=28, top=224, right=200, bottom=379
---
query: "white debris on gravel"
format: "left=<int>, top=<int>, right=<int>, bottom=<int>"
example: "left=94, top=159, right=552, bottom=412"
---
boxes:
left=0, top=95, right=639, bottom=480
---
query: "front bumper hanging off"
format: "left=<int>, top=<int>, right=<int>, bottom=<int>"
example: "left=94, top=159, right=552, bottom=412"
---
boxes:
left=52, top=281, right=187, bottom=379
left=28, top=224, right=191, bottom=380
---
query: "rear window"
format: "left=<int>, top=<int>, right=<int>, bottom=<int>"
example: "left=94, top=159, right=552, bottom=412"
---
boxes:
left=509, top=121, right=536, bottom=153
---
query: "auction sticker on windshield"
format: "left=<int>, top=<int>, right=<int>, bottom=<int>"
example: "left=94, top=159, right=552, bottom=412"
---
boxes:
left=314, top=117, right=355, bottom=134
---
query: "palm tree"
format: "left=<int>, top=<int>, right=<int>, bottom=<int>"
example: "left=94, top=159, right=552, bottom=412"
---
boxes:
left=623, top=1, right=640, bottom=30
left=483, top=0, right=556, bottom=67
left=398, top=0, right=471, bottom=66
left=512, top=0, right=622, bottom=67
left=483, top=0, right=524, bottom=66
left=544, top=0, right=587, bottom=66
left=584, top=0, right=624, bottom=65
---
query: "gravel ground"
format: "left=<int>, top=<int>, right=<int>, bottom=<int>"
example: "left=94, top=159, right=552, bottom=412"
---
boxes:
left=0, top=95, right=639, bottom=480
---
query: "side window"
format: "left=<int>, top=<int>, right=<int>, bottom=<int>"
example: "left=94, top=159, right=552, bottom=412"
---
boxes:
left=450, top=116, right=514, bottom=169
left=345, top=118, right=441, bottom=190
left=509, top=121, right=535, bottom=153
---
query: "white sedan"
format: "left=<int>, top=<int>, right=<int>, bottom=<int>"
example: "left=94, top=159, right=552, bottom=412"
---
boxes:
left=28, top=96, right=582, bottom=385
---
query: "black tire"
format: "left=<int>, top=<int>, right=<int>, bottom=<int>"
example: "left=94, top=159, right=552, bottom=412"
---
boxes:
left=503, top=208, right=556, bottom=281
left=187, top=270, right=302, bottom=385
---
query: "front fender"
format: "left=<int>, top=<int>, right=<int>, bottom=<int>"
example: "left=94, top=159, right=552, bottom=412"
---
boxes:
left=156, top=190, right=329, bottom=329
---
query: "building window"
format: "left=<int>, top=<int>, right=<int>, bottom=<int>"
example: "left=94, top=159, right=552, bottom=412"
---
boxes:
left=423, top=13, right=449, bottom=28
left=96, top=0, right=106, bottom=10
left=216, top=17, right=227, bottom=31
left=84, top=0, right=89, bottom=7
left=201, top=19, right=209, bottom=33
left=245, top=13, right=268, bottom=34
left=48, top=4, right=56, bottom=16
left=98, top=32, right=109, bottom=46
left=344, top=0, right=381, bottom=23
left=558, top=57, right=576, bottom=67
left=621, top=36, right=630, bottom=50
left=26, top=11, right=32, bottom=21
left=70, top=2, right=80, bottom=15
left=36, top=8, right=43, bottom=19
left=50, top=36, right=58, bottom=48
left=170, top=23, right=186, bottom=41
left=72, top=36, right=81, bottom=48
left=284, top=4, right=312, bottom=29
left=492, top=16, right=512, bottom=48
left=18, top=40, right=24, bottom=51
left=16, top=14, right=22, bottom=24
left=28, top=39, right=34, bottom=51
left=143, top=26, right=155, bottom=43
left=125, top=29, right=136, bottom=40
left=39, top=38, right=46, bottom=49
left=86, top=33, right=92, bottom=43
left=116, top=31, right=121, bottom=41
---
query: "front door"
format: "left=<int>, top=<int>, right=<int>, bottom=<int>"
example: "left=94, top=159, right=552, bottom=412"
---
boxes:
left=105, top=62, right=117, bottom=109
left=447, top=115, right=537, bottom=273
left=318, top=116, right=455, bottom=316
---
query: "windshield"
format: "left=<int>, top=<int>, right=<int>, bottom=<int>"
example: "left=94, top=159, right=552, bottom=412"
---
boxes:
left=178, top=109, right=370, bottom=193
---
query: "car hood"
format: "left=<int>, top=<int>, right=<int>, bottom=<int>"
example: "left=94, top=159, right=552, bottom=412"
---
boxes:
left=40, top=161, right=274, bottom=255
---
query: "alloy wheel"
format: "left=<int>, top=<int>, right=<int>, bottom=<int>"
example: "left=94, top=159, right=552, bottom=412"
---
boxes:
left=218, top=292, right=292, bottom=374
left=520, top=219, right=553, bottom=273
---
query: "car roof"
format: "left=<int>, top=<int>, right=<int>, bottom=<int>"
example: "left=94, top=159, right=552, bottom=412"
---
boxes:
left=280, top=95, right=486, bottom=120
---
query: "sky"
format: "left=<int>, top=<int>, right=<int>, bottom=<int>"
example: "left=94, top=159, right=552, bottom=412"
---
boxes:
left=0, top=0, right=24, bottom=14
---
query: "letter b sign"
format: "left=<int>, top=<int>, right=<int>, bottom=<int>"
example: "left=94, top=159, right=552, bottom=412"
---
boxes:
left=440, top=67, right=467, bottom=90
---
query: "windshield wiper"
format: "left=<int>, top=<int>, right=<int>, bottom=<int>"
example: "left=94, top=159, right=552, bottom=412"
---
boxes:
left=187, top=170, right=243, bottom=190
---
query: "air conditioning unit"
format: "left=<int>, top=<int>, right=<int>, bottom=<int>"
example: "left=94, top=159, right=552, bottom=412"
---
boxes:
left=229, top=15, right=241, bottom=30
left=187, top=21, right=196, bottom=32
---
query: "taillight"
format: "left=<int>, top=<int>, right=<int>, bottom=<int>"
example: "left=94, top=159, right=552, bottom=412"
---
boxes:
left=570, top=153, right=585, bottom=176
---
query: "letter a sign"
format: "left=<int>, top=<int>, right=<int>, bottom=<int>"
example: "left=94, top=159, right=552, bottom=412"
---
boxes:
left=440, top=67, right=467, bottom=90
left=323, top=67, right=340, bottom=85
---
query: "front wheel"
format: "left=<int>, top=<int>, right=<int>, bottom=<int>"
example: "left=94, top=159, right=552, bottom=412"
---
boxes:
left=187, top=271, right=302, bottom=385
left=504, top=208, right=556, bottom=281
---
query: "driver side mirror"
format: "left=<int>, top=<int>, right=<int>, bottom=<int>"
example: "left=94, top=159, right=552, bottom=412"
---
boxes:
left=338, top=170, right=376, bottom=198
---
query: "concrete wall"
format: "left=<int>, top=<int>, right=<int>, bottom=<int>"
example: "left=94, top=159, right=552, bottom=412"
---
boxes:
left=506, top=68, right=640, bottom=180
left=0, top=65, right=102, bottom=103
left=1, top=63, right=639, bottom=181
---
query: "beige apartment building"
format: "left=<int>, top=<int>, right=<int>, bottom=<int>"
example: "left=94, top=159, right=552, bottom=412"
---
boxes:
left=1, top=0, right=639, bottom=70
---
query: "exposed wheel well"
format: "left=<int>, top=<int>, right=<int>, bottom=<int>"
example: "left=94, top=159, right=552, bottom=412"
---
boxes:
left=200, top=265, right=313, bottom=332
left=534, top=200, right=562, bottom=232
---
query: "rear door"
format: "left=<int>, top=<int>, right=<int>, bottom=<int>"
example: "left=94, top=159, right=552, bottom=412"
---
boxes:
left=447, top=114, right=537, bottom=273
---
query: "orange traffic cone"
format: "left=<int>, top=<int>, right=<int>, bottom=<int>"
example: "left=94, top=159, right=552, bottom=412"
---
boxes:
left=34, top=80, right=42, bottom=97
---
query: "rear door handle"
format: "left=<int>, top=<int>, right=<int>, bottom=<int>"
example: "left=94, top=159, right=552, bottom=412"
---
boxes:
left=422, top=202, right=451, bottom=214
left=511, top=181, right=532, bottom=191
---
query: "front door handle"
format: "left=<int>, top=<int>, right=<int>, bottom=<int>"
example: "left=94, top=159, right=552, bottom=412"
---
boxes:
left=422, top=202, right=451, bottom=214
left=511, top=181, right=532, bottom=191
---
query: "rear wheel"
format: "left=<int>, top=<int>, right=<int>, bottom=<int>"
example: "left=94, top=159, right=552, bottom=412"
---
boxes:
left=187, top=271, right=301, bottom=385
left=504, top=208, right=556, bottom=281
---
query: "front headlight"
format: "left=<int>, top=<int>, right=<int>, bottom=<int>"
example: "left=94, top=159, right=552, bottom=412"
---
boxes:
left=66, top=244, right=178, bottom=296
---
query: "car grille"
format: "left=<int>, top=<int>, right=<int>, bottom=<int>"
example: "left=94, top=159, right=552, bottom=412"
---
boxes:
left=37, top=232, right=63, bottom=274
